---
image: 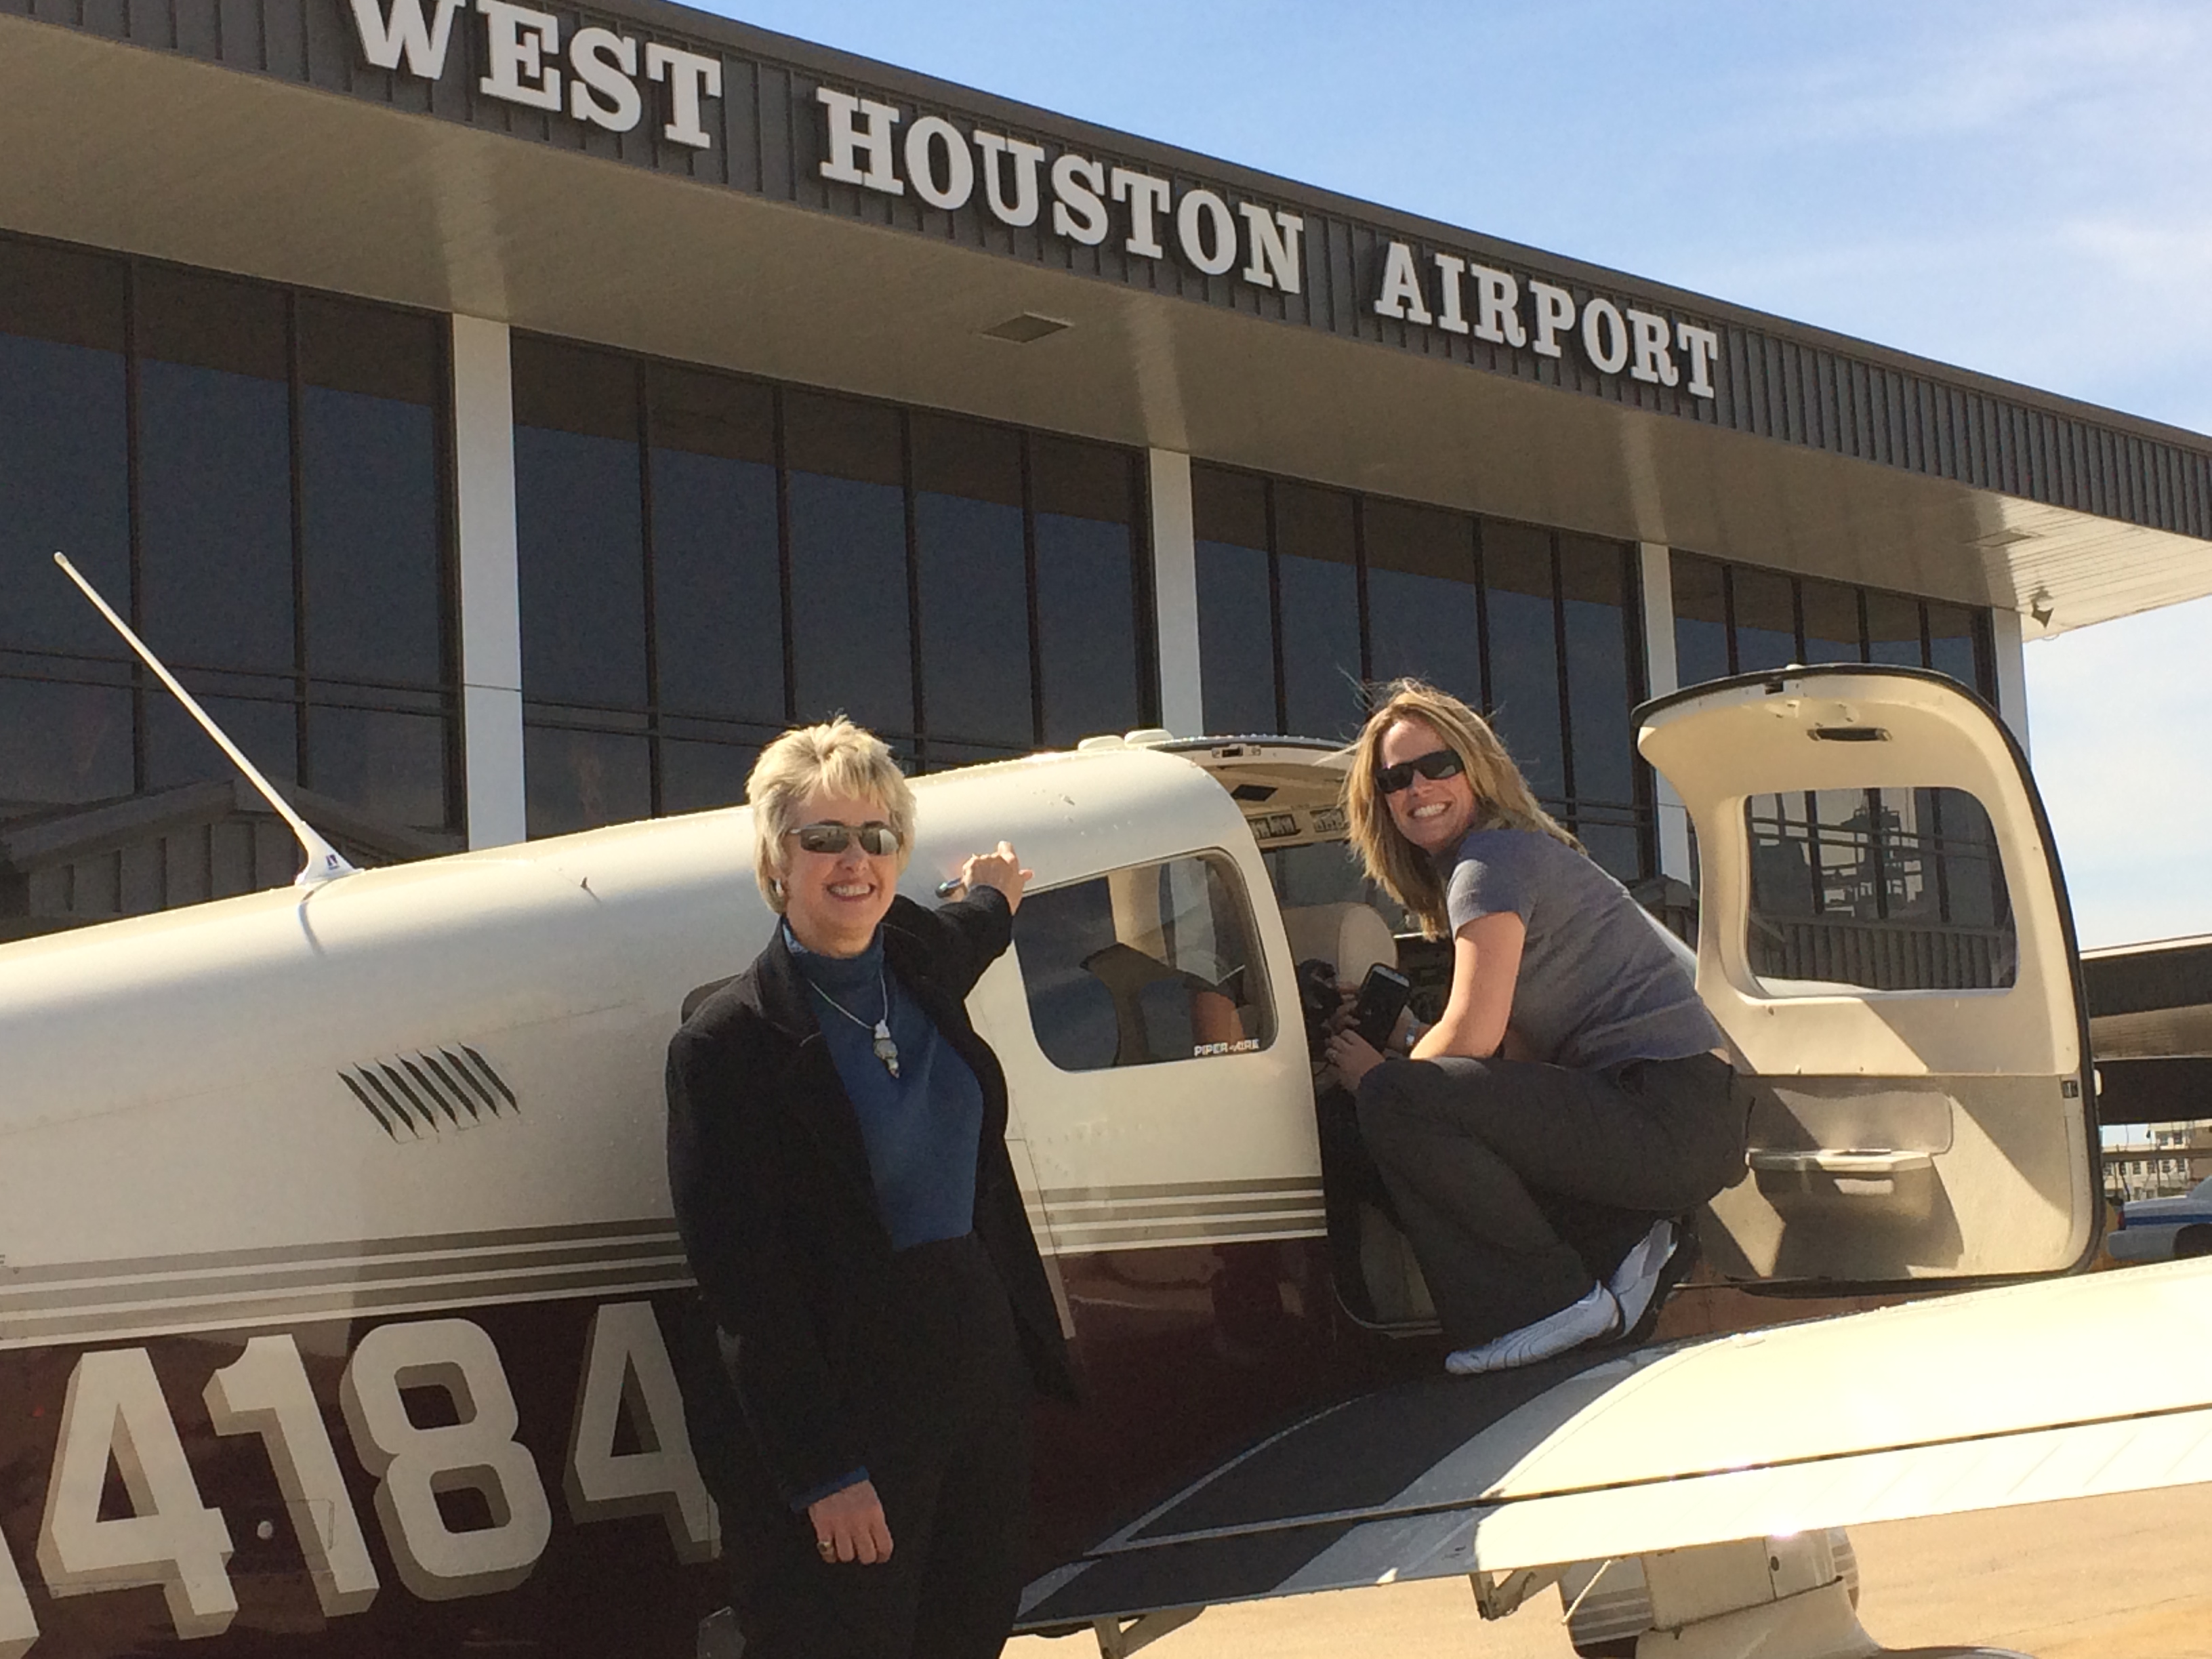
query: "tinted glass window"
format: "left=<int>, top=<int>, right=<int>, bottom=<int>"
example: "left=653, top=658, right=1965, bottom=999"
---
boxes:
left=1032, top=438, right=1142, bottom=745
left=1924, top=602, right=1983, bottom=692
left=1799, top=579, right=1864, bottom=670
left=1557, top=535, right=1636, bottom=810
left=525, top=722, right=652, bottom=838
left=647, top=365, right=783, bottom=725
left=1865, top=590, right=1925, bottom=668
left=1365, top=499, right=1480, bottom=706
left=1481, top=522, right=1563, bottom=800
left=147, top=691, right=298, bottom=790
left=1745, top=786, right=2015, bottom=991
left=1729, top=565, right=1797, bottom=674
left=298, top=298, right=446, bottom=691
left=1014, top=855, right=1275, bottom=1071
left=308, top=700, right=449, bottom=833
left=1192, top=466, right=1274, bottom=735
left=1273, top=484, right=1360, bottom=741
left=136, top=268, right=293, bottom=674
left=914, top=414, right=1031, bottom=748
left=0, top=674, right=133, bottom=808
left=659, top=731, right=763, bottom=815
left=785, top=391, right=910, bottom=733
left=1671, top=552, right=1731, bottom=688
left=514, top=340, right=646, bottom=711
left=0, top=241, right=130, bottom=661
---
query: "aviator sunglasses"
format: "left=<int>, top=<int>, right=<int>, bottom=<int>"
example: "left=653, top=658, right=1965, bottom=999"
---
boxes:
left=789, top=821, right=904, bottom=856
left=1374, top=748, right=1465, bottom=794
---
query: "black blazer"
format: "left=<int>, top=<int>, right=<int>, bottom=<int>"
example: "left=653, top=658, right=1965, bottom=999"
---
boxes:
left=665, top=885, right=1077, bottom=1507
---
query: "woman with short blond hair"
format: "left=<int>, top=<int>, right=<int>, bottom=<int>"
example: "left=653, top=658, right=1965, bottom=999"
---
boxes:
left=667, top=717, right=1075, bottom=1659
left=1326, top=680, right=1742, bottom=1374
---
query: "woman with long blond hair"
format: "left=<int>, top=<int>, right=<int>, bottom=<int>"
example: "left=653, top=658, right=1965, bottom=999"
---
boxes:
left=1324, top=680, right=1743, bottom=1374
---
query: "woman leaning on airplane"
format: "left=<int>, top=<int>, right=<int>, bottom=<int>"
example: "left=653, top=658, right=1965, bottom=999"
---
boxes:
left=1324, top=680, right=1748, bottom=1374
left=665, top=718, right=1076, bottom=1659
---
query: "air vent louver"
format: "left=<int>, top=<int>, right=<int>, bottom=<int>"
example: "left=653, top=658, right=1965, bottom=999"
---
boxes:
left=341, top=1046, right=516, bottom=1141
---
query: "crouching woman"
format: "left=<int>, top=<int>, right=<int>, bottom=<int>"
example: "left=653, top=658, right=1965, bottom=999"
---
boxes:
left=666, top=718, right=1076, bottom=1659
left=1324, top=682, right=1745, bottom=1376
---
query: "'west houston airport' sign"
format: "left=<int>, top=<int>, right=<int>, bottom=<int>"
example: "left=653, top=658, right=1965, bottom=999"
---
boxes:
left=346, top=0, right=1717, bottom=398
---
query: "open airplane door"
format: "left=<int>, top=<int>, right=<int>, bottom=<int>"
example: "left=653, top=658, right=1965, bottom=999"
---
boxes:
left=1639, top=665, right=2102, bottom=1288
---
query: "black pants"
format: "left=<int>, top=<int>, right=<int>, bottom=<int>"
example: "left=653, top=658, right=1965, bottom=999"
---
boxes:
left=1355, top=1052, right=1742, bottom=1347
left=722, top=1233, right=1033, bottom=1659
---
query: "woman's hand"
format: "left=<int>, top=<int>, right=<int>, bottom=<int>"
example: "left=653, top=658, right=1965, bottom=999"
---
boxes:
left=1323, top=1025, right=1388, bottom=1091
left=955, top=842, right=1033, bottom=914
left=808, top=1479, right=893, bottom=1565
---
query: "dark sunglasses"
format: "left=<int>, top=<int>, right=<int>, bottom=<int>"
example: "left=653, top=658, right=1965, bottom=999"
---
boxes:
left=789, top=821, right=903, bottom=856
left=1374, top=747, right=1465, bottom=794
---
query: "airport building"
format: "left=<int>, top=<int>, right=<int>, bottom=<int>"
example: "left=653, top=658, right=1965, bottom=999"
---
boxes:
left=3, top=0, right=2211, bottom=945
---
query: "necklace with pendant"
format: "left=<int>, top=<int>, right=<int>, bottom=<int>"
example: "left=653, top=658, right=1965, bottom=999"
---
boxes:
left=808, top=968, right=901, bottom=1078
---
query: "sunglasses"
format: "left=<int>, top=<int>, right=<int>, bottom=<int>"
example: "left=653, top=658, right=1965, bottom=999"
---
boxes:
left=1374, top=748, right=1465, bottom=794
left=789, top=821, right=904, bottom=856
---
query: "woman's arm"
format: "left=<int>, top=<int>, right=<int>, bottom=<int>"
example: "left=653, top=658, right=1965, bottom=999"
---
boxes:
left=914, top=842, right=1033, bottom=996
left=1412, top=910, right=1525, bottom=1060
left=1325, top=910, right=1526, bottom=1088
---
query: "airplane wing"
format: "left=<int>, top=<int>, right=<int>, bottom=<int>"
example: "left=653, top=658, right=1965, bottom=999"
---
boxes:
left=1019, top=1255, right=2212, bottom=1627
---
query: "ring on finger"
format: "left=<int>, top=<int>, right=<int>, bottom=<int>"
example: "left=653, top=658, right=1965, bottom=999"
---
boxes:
left=817, top=1537, right=835, bottom=1559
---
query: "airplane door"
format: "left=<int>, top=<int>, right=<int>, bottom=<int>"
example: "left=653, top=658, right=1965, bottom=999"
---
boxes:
left=1637, top=666, right=2100, bottom=1288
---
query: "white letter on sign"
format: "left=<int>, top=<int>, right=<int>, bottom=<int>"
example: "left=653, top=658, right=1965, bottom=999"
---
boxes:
left=816, top=88, right=903, bottom=194
left=1581, top=297, right=1630, bottom=374
left=1528, top=280, right=1576, bottom=359
left=1626, top=308, right=1679, bottom=386
left=0, top=1521, right=37, bottom=1659
left=347, top=0, right=461, bottom=77
left=1050, top=153, right=1109, bottom=246
left=973, top=131, right=1046, bottom=228
left=569, top=28, right=641, bottom=134
left=646, top=44, right=721, bottom=149
left=205, top=1336, right=380, bottom=1618
left=341, top=1319, right=552, bottom=1602
left=1677, top=321, right=1720, bottom=399
left=1237, top=204, right=1304, bottom=293
left=905, top=116, right=975, bottom=211
left=36, top=1348, right=236, bottom=1639
left=1469, top=265, right=1527, bottom=348
left=477, top=0, right=560, bottom=110
left=566, top=1303, right=719, bottom=1563
left=1372, top=241, right=1433, bottom=325
left=1176, top=189, right=1237, bottom=276
left=1109, top=167, right=1172, bottom=259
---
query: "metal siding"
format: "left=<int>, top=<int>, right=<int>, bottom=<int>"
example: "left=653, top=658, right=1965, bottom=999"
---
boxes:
left=20, top=0, right=2212, bottom=541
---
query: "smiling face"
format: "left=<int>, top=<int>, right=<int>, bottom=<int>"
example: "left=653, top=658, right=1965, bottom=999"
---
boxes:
left=1378, top=716, right=1479, bottom=857
left=778, top=784, right=903, bottom=958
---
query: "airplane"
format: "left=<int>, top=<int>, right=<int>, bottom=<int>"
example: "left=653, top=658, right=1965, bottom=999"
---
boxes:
left=1, top=569, right=2207, bottom=1658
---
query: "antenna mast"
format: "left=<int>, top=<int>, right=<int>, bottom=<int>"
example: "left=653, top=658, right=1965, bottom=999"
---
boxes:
left=54, top=552, right=358, bottom=887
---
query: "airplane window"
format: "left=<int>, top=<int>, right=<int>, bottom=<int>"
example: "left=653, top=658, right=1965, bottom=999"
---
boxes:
left=1012, top=855, right=1277, bottom=1071
left=1744, top=786, right=2016, bottom=992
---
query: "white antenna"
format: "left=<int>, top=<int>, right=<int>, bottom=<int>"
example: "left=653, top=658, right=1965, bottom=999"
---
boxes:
left=54, top=552, right=358, bottom=887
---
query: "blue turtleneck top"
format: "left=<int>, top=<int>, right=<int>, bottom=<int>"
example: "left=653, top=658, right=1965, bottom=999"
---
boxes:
left=785, top=923, right=985, bottom=1253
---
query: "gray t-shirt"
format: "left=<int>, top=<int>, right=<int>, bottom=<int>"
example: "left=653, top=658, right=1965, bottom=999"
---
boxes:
left=1443, top=827, right=1721, bottom=1071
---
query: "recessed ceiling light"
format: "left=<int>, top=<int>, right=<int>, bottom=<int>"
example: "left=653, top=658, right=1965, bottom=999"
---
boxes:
left=981, top=312, right=1070, bottom=344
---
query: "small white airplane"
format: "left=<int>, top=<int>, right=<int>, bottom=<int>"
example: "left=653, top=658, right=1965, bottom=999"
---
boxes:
left=1, top=560, right=2206, bottom=1659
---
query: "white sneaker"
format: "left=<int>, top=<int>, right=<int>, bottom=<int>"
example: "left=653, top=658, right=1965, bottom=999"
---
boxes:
left=1444, top=1283, right=1621, bottom=1376
left=1607, top=1218, right=1677, bottom=1336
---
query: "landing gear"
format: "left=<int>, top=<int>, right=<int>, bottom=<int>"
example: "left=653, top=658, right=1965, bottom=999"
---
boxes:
left=1475, top=1532, right=2034, bottom=1659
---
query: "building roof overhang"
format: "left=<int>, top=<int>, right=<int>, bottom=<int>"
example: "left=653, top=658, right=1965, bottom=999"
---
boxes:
left=3, top=5, right=2208, bottom=632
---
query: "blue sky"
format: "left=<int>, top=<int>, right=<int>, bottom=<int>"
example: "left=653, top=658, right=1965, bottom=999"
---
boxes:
left=709, top=1, right=2212, bottom=948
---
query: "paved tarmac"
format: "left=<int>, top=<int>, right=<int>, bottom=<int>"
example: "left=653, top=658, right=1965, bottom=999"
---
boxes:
left=1008, top=1481, right=2212, bottom=1659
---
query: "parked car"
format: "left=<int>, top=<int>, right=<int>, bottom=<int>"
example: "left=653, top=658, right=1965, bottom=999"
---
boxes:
left=2107, top=1174, right=2212, bottom=1262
